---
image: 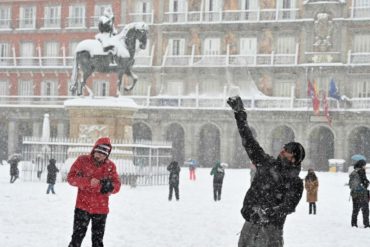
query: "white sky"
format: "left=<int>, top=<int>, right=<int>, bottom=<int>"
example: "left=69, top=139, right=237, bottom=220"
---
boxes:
left=0, top=164, right=369, bottom=247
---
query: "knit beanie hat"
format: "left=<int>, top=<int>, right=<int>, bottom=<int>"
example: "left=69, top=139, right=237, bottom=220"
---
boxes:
left=94, top=144, right=111, bottom=156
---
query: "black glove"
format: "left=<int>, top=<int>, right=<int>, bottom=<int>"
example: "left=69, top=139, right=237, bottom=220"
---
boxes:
left=227, top=96, right=245, bottom=112
left=100, top=178, right=114, bottom=194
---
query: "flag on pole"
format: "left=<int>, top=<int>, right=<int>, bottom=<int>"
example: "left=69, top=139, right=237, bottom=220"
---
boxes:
left=329, top=79, right=341, bottom=100
left=322, top=91, right=332, bottom=126
left=307, top=79, right=314, bottom=97
left=312, top=80, right=320, bottom=115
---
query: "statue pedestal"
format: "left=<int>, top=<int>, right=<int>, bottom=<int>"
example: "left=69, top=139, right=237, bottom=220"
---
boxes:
left=64, top=97, right=138, bottom=141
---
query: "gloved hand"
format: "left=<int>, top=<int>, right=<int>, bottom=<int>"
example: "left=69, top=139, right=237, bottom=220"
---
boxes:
left=252, top=206, right=276, bottom=225
left=100, top=178, right=114, bottom=194
left=227, top=96, right=245, bottom=112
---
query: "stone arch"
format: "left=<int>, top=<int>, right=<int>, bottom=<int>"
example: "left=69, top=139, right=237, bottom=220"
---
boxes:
left=165, top=122, right=185, bottom=166
left=198, top=123, right=221, bottom=167
left=308, top=126, right=334, bottom=171
left=347, top=126, right=370, bottom=162
left=132, top=122, right=152, bottom=142
left=270, top=125, right=295, bottom=157
left=232, top=126, right=257, bottom=168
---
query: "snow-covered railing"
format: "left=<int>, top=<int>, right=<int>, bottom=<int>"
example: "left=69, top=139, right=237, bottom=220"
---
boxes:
left=350, top=6, right=370, bottom=19
left=163, top=8, right=300, bottom=24
left=347, top=50, right=370, bottom=64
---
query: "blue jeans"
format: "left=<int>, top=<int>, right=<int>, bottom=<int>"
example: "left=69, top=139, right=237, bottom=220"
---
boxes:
left=46, top=183, right=55, bottom=194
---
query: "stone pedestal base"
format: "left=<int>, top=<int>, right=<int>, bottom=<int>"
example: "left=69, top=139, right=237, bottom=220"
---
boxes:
left=64, top=97, right=138, bottom=141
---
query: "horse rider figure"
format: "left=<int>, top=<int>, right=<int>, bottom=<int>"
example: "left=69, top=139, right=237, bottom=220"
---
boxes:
left=95, top=7, right=117, bottom=62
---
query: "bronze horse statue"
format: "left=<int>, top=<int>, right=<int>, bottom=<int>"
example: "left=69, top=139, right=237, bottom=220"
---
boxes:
left=70, top=22, right=148, bottom=96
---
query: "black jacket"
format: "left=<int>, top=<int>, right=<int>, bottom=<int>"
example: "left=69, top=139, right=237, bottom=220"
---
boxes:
left=234, top=111, right=303, bottom=228
left=47, top=163, right=59, bottom=184
left=167, top=161, right=180, bottom=185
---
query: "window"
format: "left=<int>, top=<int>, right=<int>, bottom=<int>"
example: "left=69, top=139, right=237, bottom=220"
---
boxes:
left=354, top=0, right=370, bottom=18
left=136, top=1, right=152, bottom=22
left=132, top=80, right=150, bottom=96
left=199, top=79, right=222, bottom=95
left=18, top=80, right=34, bottom=96
left=41, top=80, right=58, bottom=98
left=19, top=6, right=36, bottom=29
left=277, top=36, right=295, bottom=54
left=169, top=0, right=186, bottom=22
left=0, top=5, right=11, bottom=29
left=44, top=41, right=60, bottom=66
left=169, top=39, right=185, bottom=56
left=44, top=5, right=61, bottom=28
left=94, top=4, right=112, bottom=27
left=240, top=0, right=258, bottom=20
left=20, top=42, right=35, bottom=66
left=274, top=80, right=292, bottom=97
left=353, top=34, right=370, bottom=52
left=93, top=80, right=110, bottom=96
left=203, top=38, right=220, bottom=55
left=68, top=5, right=85, bottom=28
left=277, top=0, right=296, bottom=19
left=0, top=80, right=9, bottom=96
left=166, top=81, right=184, bottom=95
left=353, top=79, right=370, bottom=98
left=68, top=41, right=79, bottom=56
left=204, top=0, right=221, bottom=21
left=0, top=43, right=10, bottom=65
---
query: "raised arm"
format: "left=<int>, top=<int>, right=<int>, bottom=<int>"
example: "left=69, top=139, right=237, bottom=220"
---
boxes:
left=227, top=96, right=271, bottom=165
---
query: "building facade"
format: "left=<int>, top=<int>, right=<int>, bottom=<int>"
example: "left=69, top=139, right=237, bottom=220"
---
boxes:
left=0, top=0, right=370, bottom=170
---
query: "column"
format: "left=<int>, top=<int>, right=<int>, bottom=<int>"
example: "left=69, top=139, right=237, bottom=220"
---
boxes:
left=8, top=120, right=16, bottom=156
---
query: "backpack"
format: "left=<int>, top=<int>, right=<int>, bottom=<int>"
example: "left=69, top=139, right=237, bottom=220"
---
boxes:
left=349, top=170, right=363, bottom=192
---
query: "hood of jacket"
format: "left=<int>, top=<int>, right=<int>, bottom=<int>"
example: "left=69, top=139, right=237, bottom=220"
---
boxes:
left=91, top=137, right=112, bottom=157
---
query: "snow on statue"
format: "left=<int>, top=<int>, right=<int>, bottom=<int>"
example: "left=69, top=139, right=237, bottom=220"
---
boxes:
left=70, top=7, right=148, bottom=96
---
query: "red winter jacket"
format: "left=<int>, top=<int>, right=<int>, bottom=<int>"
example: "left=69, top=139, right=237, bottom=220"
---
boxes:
left=67, top=137, right=121, bottom=214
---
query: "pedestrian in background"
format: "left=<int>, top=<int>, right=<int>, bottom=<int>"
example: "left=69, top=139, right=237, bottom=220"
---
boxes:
left=167, top=160, right=181, bottom=201
left=8, top=154, right=20, bottom=183
left=46, top=158, right=59, bottom=194
left=304, top=168, right=319, bottom=215
left=210, top=161, right=225, bottom=201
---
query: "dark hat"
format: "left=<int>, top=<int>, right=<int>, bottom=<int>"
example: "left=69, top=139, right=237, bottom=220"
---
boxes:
left=94, top=144, right=111, bottom=156
left=49, top=158, right=56, bottom=164
left=284, top=142, right=305, bottom=164
left=354, top=159, right=366, bottom=169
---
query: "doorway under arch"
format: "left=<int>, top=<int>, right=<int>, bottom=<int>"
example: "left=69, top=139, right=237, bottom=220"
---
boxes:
left=198, top=124, right=220, bottom=167
left=165, top=123, right=185, bottom=166
left=309, top=126, right=334, bottom=171
left=271, top=125, right=295, bottom=157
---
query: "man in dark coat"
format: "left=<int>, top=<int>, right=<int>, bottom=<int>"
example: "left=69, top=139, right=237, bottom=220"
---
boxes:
left=167, top=160, right=181, bottom=201
left=228, top=96, right=305, bottom=247
left=210, top=161, right=225, bottom=201
left=46, top=158, right=59, bottom=194
left=349, top=159, right=369, bottom=228
left=8, top=155, right=20, bottom=183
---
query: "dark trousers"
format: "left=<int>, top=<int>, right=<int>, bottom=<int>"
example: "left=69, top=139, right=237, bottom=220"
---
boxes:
left=309, top=202, right=316, bottom=214
left=46, top=183, right=55, bottom=194
left=169, top=182, right=179, bottom=200
left=213, top=182, right=223, bottom=201
left=352, top=198, right=369, bottom=227
left=68, top=208, right=107, bottom=247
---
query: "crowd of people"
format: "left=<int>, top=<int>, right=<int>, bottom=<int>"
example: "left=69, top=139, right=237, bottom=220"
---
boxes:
left=4, top=90, right=369, bottom=247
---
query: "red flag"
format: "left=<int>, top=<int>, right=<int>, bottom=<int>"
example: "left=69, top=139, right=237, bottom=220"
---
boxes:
left=312, top=80, right=320, bottom=115
left=307, top=80, right=314, bottom=97
left=322, top=91, right=332, bottom=126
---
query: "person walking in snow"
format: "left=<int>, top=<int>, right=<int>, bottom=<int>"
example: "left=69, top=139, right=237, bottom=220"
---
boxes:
left=8, top=154, right=20, bottom=183
left=67, top=137, right=121, bottom=247
left=167, top=160, right=181, bottom=201
left=210, top=161, right=225, bottom=201
left=304, top=168, right=319, bottom=215
left=228, top=96, right=305, bottom=247
left=186, top=158, right=197, bottom=181
left=349, top=159, right=369, bottom=228
left=46, top=158, right=59, bottom=194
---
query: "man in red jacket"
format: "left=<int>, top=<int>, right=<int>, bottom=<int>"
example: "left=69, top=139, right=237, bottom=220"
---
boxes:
left=67, top=137, right=121, bottom=247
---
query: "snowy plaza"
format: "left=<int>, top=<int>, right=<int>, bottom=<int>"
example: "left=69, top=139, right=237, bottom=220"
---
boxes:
left=1, top=164, right=370, bottom=247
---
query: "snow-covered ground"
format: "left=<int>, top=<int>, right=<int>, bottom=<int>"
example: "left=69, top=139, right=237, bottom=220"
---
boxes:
left=0, top=163, right=369, bottom=247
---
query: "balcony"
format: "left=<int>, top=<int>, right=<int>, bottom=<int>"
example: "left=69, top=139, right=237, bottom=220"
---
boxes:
left=0, top=44, right=154, bottom=69
left=163, top=8, right=300, bottom=24
left=128, top=11, right=154, bottom=24
left=350, top=6, right=370, bottom=19
left=163, top=44, right=299, bottom=67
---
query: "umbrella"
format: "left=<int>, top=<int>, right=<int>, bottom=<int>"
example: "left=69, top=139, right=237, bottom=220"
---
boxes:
left=351, top=154, right=366, bottom=161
